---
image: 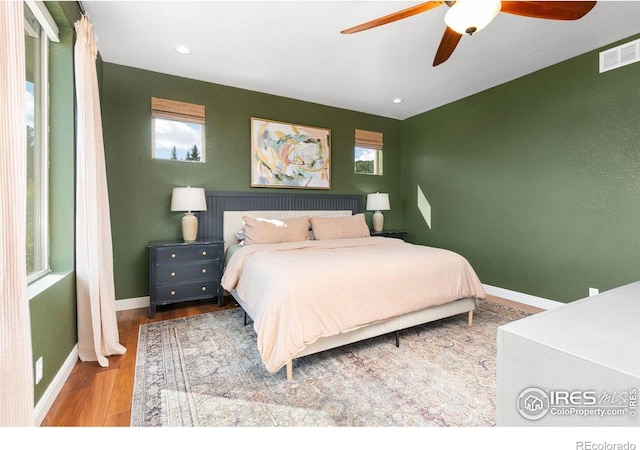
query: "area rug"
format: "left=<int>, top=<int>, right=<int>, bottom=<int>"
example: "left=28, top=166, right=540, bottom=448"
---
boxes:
left=131, top=301, right=530, bottom=427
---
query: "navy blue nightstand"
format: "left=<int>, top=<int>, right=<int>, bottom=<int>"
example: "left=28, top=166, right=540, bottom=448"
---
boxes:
left=147, top=240, right=224, bottom=318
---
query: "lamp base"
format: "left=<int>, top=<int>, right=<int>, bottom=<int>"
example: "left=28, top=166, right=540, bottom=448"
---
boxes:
left=182, top=212, right=198, bottom=242
left=372, top=211, right=384, bottom=232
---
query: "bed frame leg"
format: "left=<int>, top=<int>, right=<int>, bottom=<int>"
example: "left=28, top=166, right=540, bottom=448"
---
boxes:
left=395, top=330, right=400, bottom=347
left=286, top=360, right=293, bottom=382
left=468, top=310, right=474, bottom=326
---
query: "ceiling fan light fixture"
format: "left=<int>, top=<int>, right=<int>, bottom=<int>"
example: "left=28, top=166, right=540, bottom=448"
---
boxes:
left=444, top=0, right=502, bottom=35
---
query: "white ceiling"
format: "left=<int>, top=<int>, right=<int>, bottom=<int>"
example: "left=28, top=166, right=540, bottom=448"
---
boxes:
left=82, top=1, right=640, bottom=120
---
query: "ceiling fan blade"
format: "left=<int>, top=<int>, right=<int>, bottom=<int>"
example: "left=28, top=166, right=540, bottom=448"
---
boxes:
left=433, top=26, right=463, bottom=66
left=500, top=1, right=597, bottom=20
left=341, top=1, right=444, bottom=34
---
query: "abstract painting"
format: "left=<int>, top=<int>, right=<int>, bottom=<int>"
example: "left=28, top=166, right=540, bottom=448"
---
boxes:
left=251, top=118, right=331, bottom=189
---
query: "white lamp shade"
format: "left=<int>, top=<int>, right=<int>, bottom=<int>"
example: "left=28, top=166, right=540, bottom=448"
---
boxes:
left=366, top=192, right=390, bottom=212
left=444, top=0, right=501, bottom=35
left=170, top=186, right=207, bottom=212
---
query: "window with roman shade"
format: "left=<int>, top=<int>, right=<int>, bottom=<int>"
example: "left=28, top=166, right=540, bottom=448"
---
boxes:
left=354, top=129, right=383, bottom=175
left=151, top=97, right=205, bottom=162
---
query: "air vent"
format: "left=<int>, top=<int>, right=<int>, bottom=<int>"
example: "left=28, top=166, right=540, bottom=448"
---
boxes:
left=599, top=38, right=640, bottom=73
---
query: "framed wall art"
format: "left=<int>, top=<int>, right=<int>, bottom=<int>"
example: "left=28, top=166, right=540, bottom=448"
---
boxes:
left=251, top=117, right=331, bottom=189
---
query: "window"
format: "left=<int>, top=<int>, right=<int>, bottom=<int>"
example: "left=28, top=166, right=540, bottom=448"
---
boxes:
left=25, top=2, right=51, bottom=282
left=151, top=97, right=205, bottom=162
left=354, top=129, right=383, bottom=176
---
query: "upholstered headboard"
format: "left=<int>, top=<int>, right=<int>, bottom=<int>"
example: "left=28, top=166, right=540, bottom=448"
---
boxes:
left=198, top=191, right=364, bottom=248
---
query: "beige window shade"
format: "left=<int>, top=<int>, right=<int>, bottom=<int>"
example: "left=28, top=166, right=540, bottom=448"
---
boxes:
left=355, top=129, right=383, bottom=150
left=151, top=97, right=205, bottom=124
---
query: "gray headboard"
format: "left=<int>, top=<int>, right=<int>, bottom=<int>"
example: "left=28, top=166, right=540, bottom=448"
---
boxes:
left=198, top=191, right=364, bottom=242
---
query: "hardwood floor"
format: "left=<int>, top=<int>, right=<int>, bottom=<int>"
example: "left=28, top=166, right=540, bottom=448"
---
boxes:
left=39, top=294, right=539, bottom=427
left=40, top=297, right=238, bottom=427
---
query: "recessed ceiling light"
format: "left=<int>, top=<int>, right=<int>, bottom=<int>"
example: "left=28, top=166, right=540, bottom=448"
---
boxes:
left=392, top=98, right=403, bottom=104
left=175, top=45, right=191, bottom=55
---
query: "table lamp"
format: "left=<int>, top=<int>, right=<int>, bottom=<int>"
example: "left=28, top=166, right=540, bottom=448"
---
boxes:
left=170, top=186, right=207, bottom=242
left=366, top=192, right=390, bottom=232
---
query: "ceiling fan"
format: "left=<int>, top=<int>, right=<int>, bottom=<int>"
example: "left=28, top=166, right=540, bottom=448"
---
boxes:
left=341, top=1, right=597, bottom=66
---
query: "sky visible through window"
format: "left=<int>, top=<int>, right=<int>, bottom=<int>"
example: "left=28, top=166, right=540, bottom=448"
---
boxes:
left=153, top=118, right=203, bottom=161
left=355, top=147, right=375, bottom=163
left=26, top=82, right=34, bottom=127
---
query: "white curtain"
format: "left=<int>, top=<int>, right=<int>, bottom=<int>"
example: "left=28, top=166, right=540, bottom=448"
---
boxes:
left=0, top=1, right=34, bottom=426
left=75, top=15, right=126, bottom=366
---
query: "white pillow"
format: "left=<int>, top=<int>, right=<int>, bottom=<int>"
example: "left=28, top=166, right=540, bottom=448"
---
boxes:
left=243, top=215, right=310, bottom=245
left=310, top=214, right=370, bottom=240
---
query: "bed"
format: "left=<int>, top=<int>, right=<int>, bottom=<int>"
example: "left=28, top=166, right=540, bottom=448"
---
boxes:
left=200, top=191, right=486, bottom=380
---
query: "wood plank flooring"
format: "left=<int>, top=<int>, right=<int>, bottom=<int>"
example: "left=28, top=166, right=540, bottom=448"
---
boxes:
left=39, top=294, right=539, bottom=427
left=40, top=297, right=238, bottom=427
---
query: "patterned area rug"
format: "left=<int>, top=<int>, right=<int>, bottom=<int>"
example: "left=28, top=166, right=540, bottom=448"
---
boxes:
left=131, top=301, right=530, bottom=427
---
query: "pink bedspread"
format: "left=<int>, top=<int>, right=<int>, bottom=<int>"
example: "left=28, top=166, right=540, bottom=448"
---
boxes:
left=221, top=237, right=486, bottom=373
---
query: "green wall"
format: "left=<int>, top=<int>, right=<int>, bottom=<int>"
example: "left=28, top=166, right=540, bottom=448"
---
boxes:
left=101, top=64, right=402, bottom=300
left=401, top=35, right=640, bottom=302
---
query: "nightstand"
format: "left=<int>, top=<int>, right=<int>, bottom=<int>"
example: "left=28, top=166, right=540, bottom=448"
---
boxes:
left=371, top=230, right=408, bottom=241
left=148, top=240, right=224, bottom=318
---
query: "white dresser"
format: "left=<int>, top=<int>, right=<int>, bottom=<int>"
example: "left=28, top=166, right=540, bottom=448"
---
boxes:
left=496, top=281, right=640, bottom=426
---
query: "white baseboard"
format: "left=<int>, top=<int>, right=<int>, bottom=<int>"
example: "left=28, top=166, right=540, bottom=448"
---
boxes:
left=34, top=344, right=78, bottom=426
left=33, top=296, right=148, bottom=425
left=483, top=284, right=564, bottom=310
left=115, top=296, right=149, bottom=311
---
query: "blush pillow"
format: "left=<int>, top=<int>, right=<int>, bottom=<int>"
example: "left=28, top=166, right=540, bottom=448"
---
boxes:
left=310, top=213, right=371, bottom=240
left=242, top=215, right=310, bottom=245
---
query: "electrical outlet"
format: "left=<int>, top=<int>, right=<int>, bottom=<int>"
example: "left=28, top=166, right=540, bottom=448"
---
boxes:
left=589, top=288, right=599, bottom=297
left=35, top=357, right=43, bottom=384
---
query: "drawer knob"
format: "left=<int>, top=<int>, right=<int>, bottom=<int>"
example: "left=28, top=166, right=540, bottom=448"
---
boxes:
left=202, top=251, right=207, bottom=256
left=201, top=268, right=207, bottom=274
left=170, top=272, right=176, bottom=277
left=201, top=286, right=207, bottom=292
left=170, top=290, right=176, bottom=296
left=171, top=253, right=176, bottom=259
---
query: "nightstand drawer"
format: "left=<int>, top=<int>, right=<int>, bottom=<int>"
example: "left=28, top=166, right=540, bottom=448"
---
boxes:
left=154, top=279, right=221, bottom=303
left=155, top=262, right=219, bottom=284
left=155, top=244, right=221, bottom=265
